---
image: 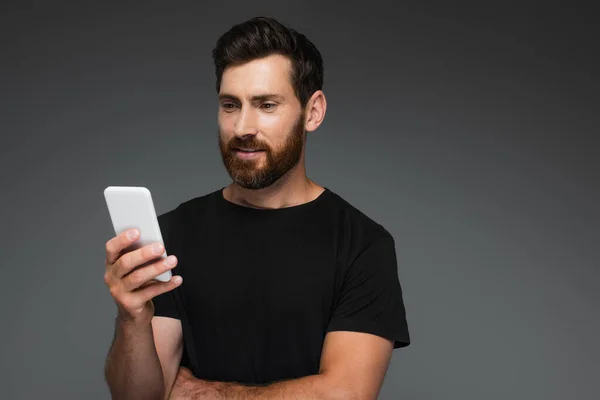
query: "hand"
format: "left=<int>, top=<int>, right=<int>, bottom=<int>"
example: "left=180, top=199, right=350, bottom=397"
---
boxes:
left=169, top=366, right=202, bottom=400
left=104, top=228, right=182, bottom=325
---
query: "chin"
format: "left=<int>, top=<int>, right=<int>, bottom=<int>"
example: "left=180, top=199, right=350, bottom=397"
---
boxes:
left=232, top=172, right=280, bottom=190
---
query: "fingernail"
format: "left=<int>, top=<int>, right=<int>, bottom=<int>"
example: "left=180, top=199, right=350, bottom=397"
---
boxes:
left=163, top=255, right=176, bottom=267
left=153, top=243, right=164, bottom=254
left=173, top=276, right=182, bottom=284
left=127, top=229, right=139, bottom=240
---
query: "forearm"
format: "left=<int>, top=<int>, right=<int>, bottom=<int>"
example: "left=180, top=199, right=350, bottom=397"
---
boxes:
left=104, top=315, right=165, bottom=400
left=176, top=373, right=350, bottom=400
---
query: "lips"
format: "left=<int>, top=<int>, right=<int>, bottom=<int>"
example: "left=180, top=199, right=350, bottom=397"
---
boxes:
left=233, top=148, right=265, bottom=160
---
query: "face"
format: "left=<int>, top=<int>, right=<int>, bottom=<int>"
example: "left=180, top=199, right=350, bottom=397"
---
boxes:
left=217, top=54, right=306, bottom=190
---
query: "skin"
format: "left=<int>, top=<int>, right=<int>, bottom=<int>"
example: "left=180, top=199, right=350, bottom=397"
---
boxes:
left=104, top=53, right=395, bottom=400
left=103, top=230, right=183, bottom=400
left=217, top=54, right=327, bottom=208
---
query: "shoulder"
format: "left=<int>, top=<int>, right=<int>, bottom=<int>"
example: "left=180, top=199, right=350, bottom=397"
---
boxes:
left=324, top=188, right=395, bottom=259
left=327, top=189, right=393, bottom=238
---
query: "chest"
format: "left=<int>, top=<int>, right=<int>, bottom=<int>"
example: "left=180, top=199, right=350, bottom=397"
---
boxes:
left=173, top=222, right=341, bottom=326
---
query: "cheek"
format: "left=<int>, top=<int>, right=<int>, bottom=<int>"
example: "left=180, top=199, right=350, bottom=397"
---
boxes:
left=257, top=112, right=285, bottom=129
left=258, top=115, right=293, bottom=142
left=218, top=119, right=235, bottom=141
left=218, top=114, right=233, bottom=131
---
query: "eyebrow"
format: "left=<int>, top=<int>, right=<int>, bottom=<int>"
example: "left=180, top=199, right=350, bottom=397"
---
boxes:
left=218, top=93, right=285, bottom=102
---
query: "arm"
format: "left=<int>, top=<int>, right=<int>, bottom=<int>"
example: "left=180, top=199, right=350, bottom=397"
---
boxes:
left=103, top=228, right=185, bottom=400
left=169, top=235, right=408, bottom=399
left=104, top=315, right=183, bottom=400
left=169, top=330, right=394, bottom=400
left=153, top=317, right=185, bottom=400
left=104, top=315, right=164, bottom=400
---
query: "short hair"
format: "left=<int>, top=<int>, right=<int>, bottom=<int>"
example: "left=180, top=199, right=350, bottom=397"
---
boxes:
left=212, top=16, right=324, bottom=107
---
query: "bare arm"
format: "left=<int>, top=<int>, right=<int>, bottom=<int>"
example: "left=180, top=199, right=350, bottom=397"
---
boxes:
left=153, top=317, right=185, bottom=400
left=104, top=316, right=165, bottom=400
left=102, top=229, right=183, bottom=400
left=169, top=330, right=394, bottom=400
left=171, top=371, right=345, bottom=400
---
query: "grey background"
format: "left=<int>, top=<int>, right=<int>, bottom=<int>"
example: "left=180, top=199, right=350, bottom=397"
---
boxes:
left=1, top=1, right=598, bottom=399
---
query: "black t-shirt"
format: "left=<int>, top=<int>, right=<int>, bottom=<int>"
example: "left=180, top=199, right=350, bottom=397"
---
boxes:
left=154, top=187, right=410, bottom=385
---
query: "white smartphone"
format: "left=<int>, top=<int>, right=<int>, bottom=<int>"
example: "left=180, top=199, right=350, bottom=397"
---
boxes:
left=103, top=186, right=172, bottom=282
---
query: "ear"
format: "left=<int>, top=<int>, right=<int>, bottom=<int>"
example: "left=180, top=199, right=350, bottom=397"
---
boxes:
left=304, top=90, right=327, bottom=132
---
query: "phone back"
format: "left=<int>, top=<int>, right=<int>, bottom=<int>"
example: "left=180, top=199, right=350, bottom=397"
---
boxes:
left=104, top=186, right=171, bottom=281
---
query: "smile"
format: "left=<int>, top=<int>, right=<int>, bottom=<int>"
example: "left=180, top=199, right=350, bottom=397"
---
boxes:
left=234, top=149, right=265, bottom=159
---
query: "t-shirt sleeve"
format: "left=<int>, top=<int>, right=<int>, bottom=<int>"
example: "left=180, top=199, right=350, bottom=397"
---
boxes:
left=327, top=235, right=410, bottom=349
left=152, top=287, right=180, bottom=319
left=152, top=212, right=181, bottom=320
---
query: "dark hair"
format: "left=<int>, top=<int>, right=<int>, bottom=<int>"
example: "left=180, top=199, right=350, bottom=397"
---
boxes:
left=212, top=16, right=324, bottom=108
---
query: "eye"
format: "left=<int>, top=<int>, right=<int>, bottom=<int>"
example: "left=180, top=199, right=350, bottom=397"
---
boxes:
left=261, top=103, right=277, bottom=110
left=221, top=103, right=237, bottom=112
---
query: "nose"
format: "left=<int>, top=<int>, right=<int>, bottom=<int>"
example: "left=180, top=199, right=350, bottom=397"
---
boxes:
left=233, top=107, right=258, bottom=137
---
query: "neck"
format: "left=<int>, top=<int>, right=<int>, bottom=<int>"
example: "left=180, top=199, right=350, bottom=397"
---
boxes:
left=222, top=163, right=324, bottom=209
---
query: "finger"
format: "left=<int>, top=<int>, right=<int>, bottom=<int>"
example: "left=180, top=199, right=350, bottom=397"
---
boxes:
left=135, top=275, right=183, bottom=303
left=114, top=242, right=166, bottom=279
left=105, top=229, right=140, bottom=265
left=122, top=255, right=178, bottom=291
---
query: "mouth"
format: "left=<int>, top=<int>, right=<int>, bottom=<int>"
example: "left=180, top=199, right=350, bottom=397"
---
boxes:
left=233, top=148, right=265, bottom=159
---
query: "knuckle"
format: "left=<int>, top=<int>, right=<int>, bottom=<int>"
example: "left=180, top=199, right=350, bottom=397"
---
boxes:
left=128, top=270, right=145, bottom=287
left=108, top=285, right=119, bottom=299
left=116, top=254, right=129, bottom=271
left=120, top=297, right=132, bottom=310
left=110, top=260, right=121, bottom=276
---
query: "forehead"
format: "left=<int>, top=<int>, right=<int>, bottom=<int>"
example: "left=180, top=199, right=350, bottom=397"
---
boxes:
left=219, top=54, right=295, bottom=99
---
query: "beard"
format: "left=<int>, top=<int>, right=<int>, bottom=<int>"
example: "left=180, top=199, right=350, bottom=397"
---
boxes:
left=218, top=112, right=305, bottom=190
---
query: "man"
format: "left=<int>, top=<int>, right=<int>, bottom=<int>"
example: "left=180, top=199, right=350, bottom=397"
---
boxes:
left=104, top=16, right=410, bottom=400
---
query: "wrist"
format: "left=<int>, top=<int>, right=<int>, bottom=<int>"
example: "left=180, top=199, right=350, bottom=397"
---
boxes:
left=116, top=311, right=152, bottom=332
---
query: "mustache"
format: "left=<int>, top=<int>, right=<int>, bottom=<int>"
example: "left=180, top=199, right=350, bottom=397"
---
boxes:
left=227, top=137, right=269, bottom=151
